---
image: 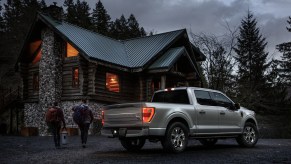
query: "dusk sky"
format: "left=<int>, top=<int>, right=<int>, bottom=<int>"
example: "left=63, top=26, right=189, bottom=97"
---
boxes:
left=2, top=0, right=291, bottom=60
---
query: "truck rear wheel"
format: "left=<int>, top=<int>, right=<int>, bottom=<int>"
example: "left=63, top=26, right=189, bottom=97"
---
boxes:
left=236, top=122, right=259, bottom=147
left=162, top=122, right=189, bottom=153
left=120, top=138, right=145, bottom=151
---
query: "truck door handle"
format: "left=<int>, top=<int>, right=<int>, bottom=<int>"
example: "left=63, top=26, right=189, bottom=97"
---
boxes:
left=199, top=110, right=206, bottom=114
left=220, top=112, right=225, bottom=115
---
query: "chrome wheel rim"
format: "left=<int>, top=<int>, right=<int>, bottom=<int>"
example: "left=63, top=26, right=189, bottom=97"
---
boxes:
left=171, top=127, right=185, bottom=149
left=243, top=126, right=256, bottom=144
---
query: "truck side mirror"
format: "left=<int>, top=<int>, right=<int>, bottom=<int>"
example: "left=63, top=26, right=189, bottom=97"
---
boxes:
left=235, top=103, right=240, bottom=110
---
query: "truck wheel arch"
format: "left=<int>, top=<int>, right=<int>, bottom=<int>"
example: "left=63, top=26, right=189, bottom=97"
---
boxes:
left=244, top=118, right=257, bottom=127
left=166, top=117, right=190, bottom=132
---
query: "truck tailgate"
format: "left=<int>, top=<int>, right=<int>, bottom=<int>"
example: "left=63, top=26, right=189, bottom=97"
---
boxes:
left=103, top=103, right=144, bottom=127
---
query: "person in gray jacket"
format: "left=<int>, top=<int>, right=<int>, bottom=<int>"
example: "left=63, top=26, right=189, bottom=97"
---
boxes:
left=79, top=99, right=93, bottom=148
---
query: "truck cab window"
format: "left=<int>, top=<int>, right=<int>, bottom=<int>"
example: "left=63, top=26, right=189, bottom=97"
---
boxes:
left=194, top=90, right=214, bottom=106
left=152, top=90, right=190, bottom=104
left=210, top=92, right=233, bottom=108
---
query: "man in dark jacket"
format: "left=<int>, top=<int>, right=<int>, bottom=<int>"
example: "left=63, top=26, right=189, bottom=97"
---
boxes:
left=72, top=99, right=93, bottom=148
left=46, top=102, right=66, bottom=149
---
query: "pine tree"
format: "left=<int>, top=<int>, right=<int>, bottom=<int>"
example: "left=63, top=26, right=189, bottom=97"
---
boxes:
left=127, top=14, right=142, bottom=38
left=91, top=0, right=111, bottom=35
left=276, top=17, right=291, bottom=85
left=275, top=17, right=291, bottom=134
left=74, top=0, right=91, bottom=29
left=110, top=14, right=128, bottom=40
left=63, top=0, right=78, bottom=25
left=118, top=14, right=129, bottom=39
left=1, top=0, right=44, bottom=86
left=3, top=0, right=24, bottom=32
left=109, top=18, right=120, bottom=39
left=140, top=27, right=146, bottom=36
left=234, top=11, right=269, bottom=109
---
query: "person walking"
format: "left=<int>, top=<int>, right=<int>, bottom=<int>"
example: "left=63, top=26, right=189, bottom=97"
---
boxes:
left=72, top=99, right=93, bottom=148
left=45, top=102, right=66, bottom=149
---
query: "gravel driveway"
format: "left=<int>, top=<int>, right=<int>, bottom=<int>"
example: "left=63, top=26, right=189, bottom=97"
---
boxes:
left=0, top=135, right=291, bottom=164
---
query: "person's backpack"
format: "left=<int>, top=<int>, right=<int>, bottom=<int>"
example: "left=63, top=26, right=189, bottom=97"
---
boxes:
left=73, top=105, right=87, bottom=125
left=45, top=107, right=60, bottom=123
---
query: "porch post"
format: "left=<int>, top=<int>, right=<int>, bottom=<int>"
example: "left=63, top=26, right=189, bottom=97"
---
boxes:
left=161, top=75, right=166, bottom=89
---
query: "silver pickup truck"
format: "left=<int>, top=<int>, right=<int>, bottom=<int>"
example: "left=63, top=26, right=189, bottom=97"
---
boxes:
left=101, top=87, right=259, bottom=153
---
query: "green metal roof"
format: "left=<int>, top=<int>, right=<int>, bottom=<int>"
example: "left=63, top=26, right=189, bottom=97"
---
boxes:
left=148, top=47, right=186, bottom=70
left=124, top=31, right=183, bottom=67
left=39, top=14, right=184, bottom=69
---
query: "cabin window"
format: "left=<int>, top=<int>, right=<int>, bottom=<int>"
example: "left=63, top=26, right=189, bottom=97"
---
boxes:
left=66, top=43, right=79, bottom=57
left=106, top=73, right=120, bottom=92
left=32, top=73, right=39, bottom=92
left=72, top=68, right=79, bottom=88
left=29, top=40, right=42, bottom=64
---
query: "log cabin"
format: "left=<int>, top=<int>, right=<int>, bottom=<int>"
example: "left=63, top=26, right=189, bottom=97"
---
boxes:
left=16, top=5, right=205, bottom=135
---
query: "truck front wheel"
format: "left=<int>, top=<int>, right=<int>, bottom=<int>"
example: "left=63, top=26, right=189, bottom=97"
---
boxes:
left=120, top=137, right=146, bottom=151
left=162, top=122, right=189, bottom=153
left=236, top=122, right=259, bottom=147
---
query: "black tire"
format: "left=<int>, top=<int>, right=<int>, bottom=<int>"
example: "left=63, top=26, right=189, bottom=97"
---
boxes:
left=199, top=138, right=218, bottom=146
left=120, top=137, right=146, bottom=151
left=161, top=122, right=189, bottom=153
left=236, top=122, right=259, bottom=147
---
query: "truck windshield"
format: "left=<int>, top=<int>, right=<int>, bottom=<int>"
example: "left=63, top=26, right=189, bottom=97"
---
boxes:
left=152, top=90, right=190, bottom=104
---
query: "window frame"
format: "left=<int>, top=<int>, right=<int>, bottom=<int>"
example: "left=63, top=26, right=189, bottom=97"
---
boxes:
left=105, top=72, right=120, bottom=93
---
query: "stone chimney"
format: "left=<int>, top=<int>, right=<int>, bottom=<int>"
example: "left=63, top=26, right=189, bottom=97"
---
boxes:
left=42, top=2, right=63, bottom=21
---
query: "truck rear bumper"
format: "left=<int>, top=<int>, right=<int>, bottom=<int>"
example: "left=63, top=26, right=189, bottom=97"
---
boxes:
left=101, top=127, right=166, bottom=137
left=102, top=128, right=149, bottom=137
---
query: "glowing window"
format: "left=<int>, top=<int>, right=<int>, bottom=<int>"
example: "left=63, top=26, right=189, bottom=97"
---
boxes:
left=72, top=68, right=79, bottom=88
left=67, top=43, right=79, bottom=57
left=106, top=73, right=120, bottom=92
left=32, top=73, right=39, bottom=92
left=29, top=40, right=42, bottom=64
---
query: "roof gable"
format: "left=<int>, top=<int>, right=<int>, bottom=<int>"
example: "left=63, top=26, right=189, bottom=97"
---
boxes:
left=124, top=30, right=184, bottom=68
left=148, top=47, right=186, bottom=70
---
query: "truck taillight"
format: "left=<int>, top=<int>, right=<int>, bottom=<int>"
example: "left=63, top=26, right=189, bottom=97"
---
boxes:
left=101, top=110, right=104, bottom=125
left=142, top=107, right=155, bottom=123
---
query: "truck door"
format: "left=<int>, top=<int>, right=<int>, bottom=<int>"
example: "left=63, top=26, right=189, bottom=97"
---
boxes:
left=194, top=90, right=220, bottom=134
left=210, top=92, right=241, bottom=133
